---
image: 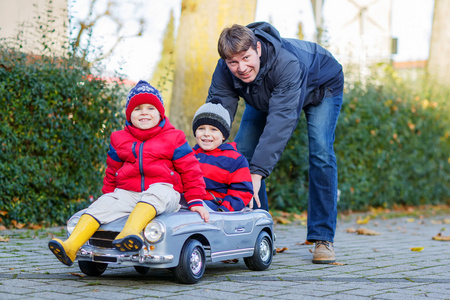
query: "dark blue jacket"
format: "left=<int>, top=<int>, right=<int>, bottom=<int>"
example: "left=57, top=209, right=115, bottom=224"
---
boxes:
left=207, top=22, right=344, bottom=177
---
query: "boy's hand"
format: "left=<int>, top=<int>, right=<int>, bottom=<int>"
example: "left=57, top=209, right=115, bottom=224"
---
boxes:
left=190, top=205, right=210, bottom=222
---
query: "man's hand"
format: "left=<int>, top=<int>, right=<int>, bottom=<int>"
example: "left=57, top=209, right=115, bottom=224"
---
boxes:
left=190, top=205, right=210, bottom=222
left=249, top=174, right=262, bottom=209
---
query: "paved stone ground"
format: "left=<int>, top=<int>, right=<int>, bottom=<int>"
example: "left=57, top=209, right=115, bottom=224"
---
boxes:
left=1, top=214, right=449, bottom=299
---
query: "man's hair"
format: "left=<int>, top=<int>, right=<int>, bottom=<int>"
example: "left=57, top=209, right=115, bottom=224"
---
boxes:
left=218, top=24, right=258, bottom=60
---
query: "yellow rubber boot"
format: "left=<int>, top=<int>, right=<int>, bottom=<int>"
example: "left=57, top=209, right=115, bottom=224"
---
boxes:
left=48, top=214, right=100, bottom=266
left=113, top=202, right=157, bottom=252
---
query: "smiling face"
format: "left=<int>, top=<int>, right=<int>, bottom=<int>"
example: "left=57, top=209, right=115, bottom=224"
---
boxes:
left=130, top=103, right=161, bottom=130
left=195, top=124, right=224, bottom=151
left=225, top=42, right=261, bottom=83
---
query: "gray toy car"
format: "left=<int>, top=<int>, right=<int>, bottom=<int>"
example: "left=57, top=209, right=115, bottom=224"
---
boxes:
left=67, top=204, right=275, bottom=284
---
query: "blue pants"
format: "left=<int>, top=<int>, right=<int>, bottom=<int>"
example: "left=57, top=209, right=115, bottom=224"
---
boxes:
left=234, top=94, right=343, bottom=242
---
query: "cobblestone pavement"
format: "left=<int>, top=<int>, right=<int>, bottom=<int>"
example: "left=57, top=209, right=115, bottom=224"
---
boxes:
left=1, top=214, right=449, bottom=299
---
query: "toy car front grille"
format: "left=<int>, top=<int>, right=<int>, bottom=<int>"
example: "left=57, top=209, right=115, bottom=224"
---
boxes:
left=89, top=231, right=119, bottom=248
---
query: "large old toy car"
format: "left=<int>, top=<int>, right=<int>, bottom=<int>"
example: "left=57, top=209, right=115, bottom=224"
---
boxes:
left=66, top=204, right=275, bottom=284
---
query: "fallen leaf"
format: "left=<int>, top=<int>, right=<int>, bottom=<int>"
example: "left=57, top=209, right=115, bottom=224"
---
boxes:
left=432, top=233, right=450, bottom=241
left=373, top=248, right=379, bottom=252
left=293, top=212, right=307, bottom=221
left=0, top=236, right=9, bottom=242
left=274, top=216, right=291, bottom=224
left=410, top=247, right=424, bottom=252
left=0, top=225, right=6, bottom=231
left=356, top=216, right=370, bottom=225
left=28, top=223, right=43, bottom=230
left=11, top=220, right=25, bottom=229
left=430, top=220, right=442, bottom=225
left=346, top=227, right=356, bottom=233
left=406, top=218, right=415, bottom=223
left=356, top=228, right=380, bottom=235
left=296, top=240, right=314, bottom=245
left=308, top=249, right=313, bottom=253
left=70, top=273, right=85, bottom=277
left=329, top=262, right=347, bottom=265
left=9, top=267, right=14, bottom=270
left=443, top=219, right=450, bottom=224
left=276, top=247, right=289, bottom=253
left=221, top=259, right=239, bottom=264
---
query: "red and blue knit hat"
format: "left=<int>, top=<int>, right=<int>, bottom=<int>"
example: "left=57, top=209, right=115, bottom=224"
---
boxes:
left=125, top=80, right=165, bottom=122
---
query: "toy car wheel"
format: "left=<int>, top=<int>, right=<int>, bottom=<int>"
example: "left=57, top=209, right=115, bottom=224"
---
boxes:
left=172, top=239, right=205, bottom=284
left=244, top=231, right=273, bottom=271
left=78, top=261, right=108, bottom=276
left=134, top=266, right=150, bottom=275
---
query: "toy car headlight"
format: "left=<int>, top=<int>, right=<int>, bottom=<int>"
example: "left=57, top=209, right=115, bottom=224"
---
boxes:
left=67, top=216, right=80, bottom=235
left=144, top=221, right=165, bottom=243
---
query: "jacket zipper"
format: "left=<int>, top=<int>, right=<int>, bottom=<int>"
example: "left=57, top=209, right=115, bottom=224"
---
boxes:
left=132, top=142, right=137, bottom=158
left=139, top=142, right=145, bottom=191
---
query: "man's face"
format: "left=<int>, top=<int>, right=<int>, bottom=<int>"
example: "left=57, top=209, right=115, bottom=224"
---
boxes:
left=225, top=42, right=261, bottom=83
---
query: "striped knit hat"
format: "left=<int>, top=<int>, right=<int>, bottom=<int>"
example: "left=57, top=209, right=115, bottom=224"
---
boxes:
left=125, top=80, right=164, bottom=122
left=192, top=98, right=231, bottom=139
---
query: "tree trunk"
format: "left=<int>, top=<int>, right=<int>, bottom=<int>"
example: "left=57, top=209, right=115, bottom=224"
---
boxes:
left=169, top=0, right=257, bottom=143
left=427, top=0, right=450, bottom=86
left=151, top=11, right=176, bottom=116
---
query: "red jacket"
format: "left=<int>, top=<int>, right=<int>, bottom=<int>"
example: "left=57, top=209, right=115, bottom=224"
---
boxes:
left=193, top=142, right=253, bottom=211
left=102, top=117, right=206, bottom=208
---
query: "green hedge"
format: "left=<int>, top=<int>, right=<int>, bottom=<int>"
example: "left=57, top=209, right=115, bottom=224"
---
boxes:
left=0, top=46, right=126, bottom=226
left=267, top=65, right=450, bottom=212
left=1, top=42, right=448, bottom=225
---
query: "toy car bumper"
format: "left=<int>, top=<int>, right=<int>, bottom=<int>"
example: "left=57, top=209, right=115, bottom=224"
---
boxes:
left=77, top=245, right=174, bottom=265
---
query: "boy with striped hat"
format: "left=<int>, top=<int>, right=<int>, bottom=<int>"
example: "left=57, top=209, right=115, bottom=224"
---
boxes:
left=192, top=98, right=253, bottom=212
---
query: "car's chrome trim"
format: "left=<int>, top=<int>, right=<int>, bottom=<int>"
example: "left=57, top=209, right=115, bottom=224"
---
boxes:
left=211, top=247, right=254, bottom=259
left=77, top=246, right=174, bottom=264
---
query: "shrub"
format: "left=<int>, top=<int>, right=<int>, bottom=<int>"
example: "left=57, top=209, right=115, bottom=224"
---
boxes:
left=0, top=45, right=126, bottom=226
left=267, top=65, right=450, bottom=212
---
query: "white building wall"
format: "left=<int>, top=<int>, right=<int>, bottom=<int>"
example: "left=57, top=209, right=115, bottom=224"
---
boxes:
left=0, top=0, right=68, bottom=55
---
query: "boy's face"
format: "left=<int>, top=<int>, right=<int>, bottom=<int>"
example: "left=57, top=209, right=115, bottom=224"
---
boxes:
left=195, top=125, right=224, bottom=151
left=225, top=42, right=261, bottom=83
left=130, top=103, right=161, bottom=130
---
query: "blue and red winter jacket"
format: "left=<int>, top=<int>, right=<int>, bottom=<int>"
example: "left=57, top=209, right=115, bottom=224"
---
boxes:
left=102, top=117, right=206, bottom=208
left=193, top=142, right=253, bottom=212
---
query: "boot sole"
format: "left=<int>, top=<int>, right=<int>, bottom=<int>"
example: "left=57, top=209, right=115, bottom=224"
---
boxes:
left=312, top=259, right=336, bottom=264
left=113, top=235, right=143, bottom=252
left=48, top=240, right=74, bottom=266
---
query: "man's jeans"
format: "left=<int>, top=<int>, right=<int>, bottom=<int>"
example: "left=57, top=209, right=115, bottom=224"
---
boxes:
left=234, top=93, right=343, bottom=242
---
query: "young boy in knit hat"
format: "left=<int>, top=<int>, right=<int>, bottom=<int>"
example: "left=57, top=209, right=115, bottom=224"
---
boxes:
left=48, top=80, right=209, bottom=267
left=192, top=98, right=253, bottom=212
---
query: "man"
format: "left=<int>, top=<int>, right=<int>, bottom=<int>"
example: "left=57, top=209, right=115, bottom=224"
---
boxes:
left=206, top=22, right=344, bottom=264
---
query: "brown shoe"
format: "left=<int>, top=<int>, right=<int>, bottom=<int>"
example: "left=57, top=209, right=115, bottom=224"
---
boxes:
left=312, top=241, right=335, bottom=264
